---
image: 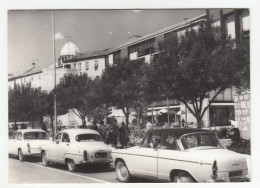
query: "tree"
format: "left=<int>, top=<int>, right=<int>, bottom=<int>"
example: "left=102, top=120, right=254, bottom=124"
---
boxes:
left=8, top=83, right=49, bottom=129
left=56, top=74, right=101, bottom=127
left=41, top=91, right=67, bottom=134
left=149, top=24, right=249, bottom=128
left=101, top=58, right=149, bottom=126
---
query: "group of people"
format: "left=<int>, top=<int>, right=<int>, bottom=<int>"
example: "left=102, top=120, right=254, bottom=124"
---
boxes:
left=89, top=120, right=130, bottom=149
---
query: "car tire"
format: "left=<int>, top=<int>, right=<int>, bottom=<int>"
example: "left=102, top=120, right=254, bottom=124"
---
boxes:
left=174, top=172, right=194, bottom=183
left=116, top=161, right=131, bottom=182
left=18, top=149, right=25, bottom=161
left=42, top=151, right=49, bottom=166
left=67, top=159, right=77, bottom=172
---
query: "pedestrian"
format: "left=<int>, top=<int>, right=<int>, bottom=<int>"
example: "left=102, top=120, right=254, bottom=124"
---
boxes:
left=98, top=121, right=107, bottom=141
left=119, top=122, right=128, bottom=149
left=90, top=120, right=99, bottom=132
left=181, top=119, right=186, bottom=127
left=146, top=119, right=153, bottom=132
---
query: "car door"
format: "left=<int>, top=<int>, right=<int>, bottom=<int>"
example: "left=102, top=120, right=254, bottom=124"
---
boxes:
left=9, top=132, right=18, bottom=154
left=57, top=132, right=70, bottom=163
left=157, top=133, right=181, bottom=180
left=132, top=132, right=162, bottom=179
left=48, top=132, right=62, bottom=162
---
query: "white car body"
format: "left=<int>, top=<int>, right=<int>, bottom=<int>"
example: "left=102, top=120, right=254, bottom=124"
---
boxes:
left=112, top=128, right=249, bottom=182
left=41, top=129, right=112, bottom=167
left=8, top=129, right=50, bottom=159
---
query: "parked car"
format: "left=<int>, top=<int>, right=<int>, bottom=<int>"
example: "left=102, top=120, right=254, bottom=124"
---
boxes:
left=40, top=129, right=113, bottom=172
left=8, top=129, right=50, bottom=161
left=112, top=128, right=249, bottom=183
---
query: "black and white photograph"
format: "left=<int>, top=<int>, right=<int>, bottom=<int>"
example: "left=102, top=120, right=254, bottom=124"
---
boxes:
left=1, top=0, right=260, bottom=186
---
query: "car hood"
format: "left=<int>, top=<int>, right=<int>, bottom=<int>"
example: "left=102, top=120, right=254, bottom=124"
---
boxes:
left=73, top=142, right=112, bottom=152
left=185, top=148, right=248, bottom=172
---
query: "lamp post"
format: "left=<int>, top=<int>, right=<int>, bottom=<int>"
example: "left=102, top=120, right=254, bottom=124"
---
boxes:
left=52, top=10, right=57, bottom=137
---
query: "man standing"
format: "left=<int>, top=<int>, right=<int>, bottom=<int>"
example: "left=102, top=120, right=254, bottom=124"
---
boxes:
left=119, top=122, right=128, bottom=149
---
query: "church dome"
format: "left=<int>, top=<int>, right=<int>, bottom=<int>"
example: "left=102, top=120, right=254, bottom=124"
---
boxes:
left=60, top=41, right=79, bottom=56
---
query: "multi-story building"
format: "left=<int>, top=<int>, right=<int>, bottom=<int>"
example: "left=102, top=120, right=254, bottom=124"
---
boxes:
left=103, top=9, right=250, bottom=138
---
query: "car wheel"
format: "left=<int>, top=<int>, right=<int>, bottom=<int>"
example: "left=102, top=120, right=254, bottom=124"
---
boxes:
left=18, top=149, right=25, bottom=161
left=67, top=159, right=77, bottom=172
left=174, top=172, right=194, bottom=183
left=116, top=161, right=131, bottom=182
left=42, top=151, right=49, bottom=166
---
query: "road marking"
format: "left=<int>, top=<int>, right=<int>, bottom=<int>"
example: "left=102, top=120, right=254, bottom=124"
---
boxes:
left=24, top=162, right=112, bottom=183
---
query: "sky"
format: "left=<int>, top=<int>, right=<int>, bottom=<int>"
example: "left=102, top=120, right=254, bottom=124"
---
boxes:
left=8, top=9, right=206, bottom=74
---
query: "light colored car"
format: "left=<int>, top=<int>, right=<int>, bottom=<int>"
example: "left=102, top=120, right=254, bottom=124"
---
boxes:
left=112, top=128, right=249, bottom=183
left=8, top=129, right=50, bottom=161
left=40, top=129, right=112, bottom=172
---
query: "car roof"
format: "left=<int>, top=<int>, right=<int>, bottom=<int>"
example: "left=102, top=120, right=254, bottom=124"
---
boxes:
left=60, top=128, right=99, bottom=135
left=15, top=129, right=47, bottom=133
left=148, top=128, right=214, bottom=139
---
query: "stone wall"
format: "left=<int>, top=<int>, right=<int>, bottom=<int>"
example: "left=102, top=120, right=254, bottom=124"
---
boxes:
left=234, top=89, right=251, bottom=139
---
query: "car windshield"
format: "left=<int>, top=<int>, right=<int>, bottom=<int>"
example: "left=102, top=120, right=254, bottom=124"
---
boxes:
left=75, top=134, right=102, bottom=142
left=24, top=132, right=49, bottom=140
left=180, top=133, right=223, bottom=150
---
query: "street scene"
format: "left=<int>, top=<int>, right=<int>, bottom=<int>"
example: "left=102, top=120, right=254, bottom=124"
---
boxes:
left=8, top=9, right=250, bottom=183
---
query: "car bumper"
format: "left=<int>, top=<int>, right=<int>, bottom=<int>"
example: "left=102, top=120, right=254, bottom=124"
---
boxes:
left=206, top=176, right=249, bottom=182
left=79, top=159, right=113, bottom=164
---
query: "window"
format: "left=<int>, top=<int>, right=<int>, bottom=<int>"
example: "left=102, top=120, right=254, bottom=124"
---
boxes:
left=128, top=38, right=155, bottom=58
left=141, top=133, right=162, bottom=148
left=181, top=133, right=221, bottom=150
left=95, top=60, right=98, bottom=71
left=210, top=106, right=235, bottom=126
left=78, top=62, right=82, bottom=70
left=55, top=133, right=62, bottom=141
left=17, top=132, right=22, bottom=140
left=85, top=61, right=89, bottom=70
left=62, top=133, right=70, bottom=143
left=75, top=134, right=102, bottom=142
left=24, top=132, right=49, bottom=140
left=161, top=134, right=178, bottom=150
left=12, top=132, right=18, bottom=140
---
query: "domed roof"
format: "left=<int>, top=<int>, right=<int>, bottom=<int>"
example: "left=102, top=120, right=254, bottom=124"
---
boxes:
left=60, top=41, right=79, bottom=56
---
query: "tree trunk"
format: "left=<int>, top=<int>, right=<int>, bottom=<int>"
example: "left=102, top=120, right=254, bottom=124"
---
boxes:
left=125, top=113, right=129, bottom=126
left=197, top=117, right=203, bottom=129
left=82, top=118, right=87, bottom=128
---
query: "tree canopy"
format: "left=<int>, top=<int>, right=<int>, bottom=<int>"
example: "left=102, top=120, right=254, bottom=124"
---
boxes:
left=55, top=74, right=102, bottom=126
left=101, top=58, right=149, bottom=125
left=149, top=24, right=249, bottom=128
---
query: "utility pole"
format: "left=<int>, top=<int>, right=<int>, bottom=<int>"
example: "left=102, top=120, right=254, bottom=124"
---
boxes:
left=52, top=10, right=57, bottom=137
left=167, top=96, right=170, bottom=127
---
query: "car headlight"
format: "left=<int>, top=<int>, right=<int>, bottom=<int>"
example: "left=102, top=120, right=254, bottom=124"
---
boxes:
left=212, top=160, right=218, bottom=179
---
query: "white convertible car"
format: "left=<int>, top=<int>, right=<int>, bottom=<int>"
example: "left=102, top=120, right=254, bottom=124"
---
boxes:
left=112, top=128, right=249, bottom=183
left=41, top=129, right=112, bottom=172
left=8, top=129, right=50, bottom=161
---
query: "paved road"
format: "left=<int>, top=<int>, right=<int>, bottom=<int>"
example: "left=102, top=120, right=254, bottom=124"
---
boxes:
left=9, top=156, right=159, bottom=183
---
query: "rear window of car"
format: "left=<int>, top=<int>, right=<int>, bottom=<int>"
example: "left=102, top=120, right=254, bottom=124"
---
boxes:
left=181, top=133, right=222, bottom=150
left=75, top=134, right=102, bottom=142
left=24, top=132, right=49, bottom=140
